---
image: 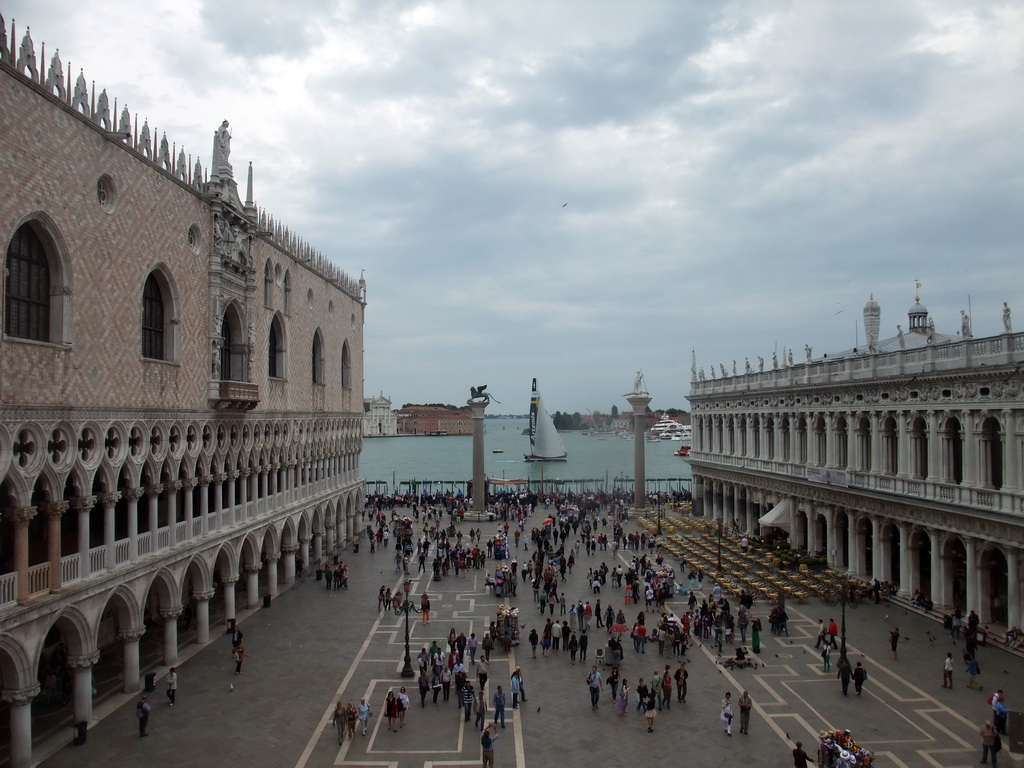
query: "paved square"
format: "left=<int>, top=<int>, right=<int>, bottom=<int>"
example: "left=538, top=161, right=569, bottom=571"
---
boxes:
left=37, top=511, right=1024, bottom=768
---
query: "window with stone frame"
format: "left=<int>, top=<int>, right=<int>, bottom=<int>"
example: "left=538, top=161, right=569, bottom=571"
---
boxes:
left=5, top=224, right=51, bottom=341
left=141, top=273, right=166, bottom=359
left=269, top=315, right=285, bottom=379
left=312, top=329, right=325, bottom=385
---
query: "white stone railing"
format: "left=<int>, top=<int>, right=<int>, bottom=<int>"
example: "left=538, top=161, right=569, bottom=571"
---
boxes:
left=157, top=528, right=170, bottom=549
left=27, top=563, right=49, bottom=595
left=0, top=572, right=16, bottom=607
left=90, top=547, right=107, bottom=573
left=115, top=539, right=131, bottom=565
left=691, top=452, right=1024, bottom=516
left=176, top=520, right=188, bottom=542
left=137, top=532, right=152, bottom=557
left=60, top=553, right=80, bottom=584
left=691, top=331, right=1024, bottom=394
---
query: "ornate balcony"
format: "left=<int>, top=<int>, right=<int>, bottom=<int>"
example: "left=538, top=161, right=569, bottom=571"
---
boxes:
left=215, top=380, right=260, bottom=410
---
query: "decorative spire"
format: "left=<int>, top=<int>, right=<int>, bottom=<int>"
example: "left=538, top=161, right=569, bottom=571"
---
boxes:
left=245, top=161, right=254, bottom=207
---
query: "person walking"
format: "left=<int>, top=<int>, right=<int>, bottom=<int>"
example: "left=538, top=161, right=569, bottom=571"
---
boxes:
left=461, top=681, right=476, bottom=722
left=751, top=617, right=762, bottom=654
left=586, top=666, right=603, bottom=710
left=333, top=700, right=346, bottom=744
left=889, top=627, right=900, bottom=660
left=418, top=670, right=430, bottom=707
left=397, top=686, right=410, bottom=727
left=836, top=656, right=852, bottom=695
left=384, top=690, right=400, bottom=732
left=492, top=685, right=506, bottom=728
left=615, top=679, right=630, bottom=716
left=136, top=694, right=151, bottom=737
left=853, top=662, right=866, bottom=696
left=644, top=688, right=657, bottom=732
left=480, top=722, right=500, bottom=768
left=474, top=689, right=487, bottom=730
left=980, top=720, right=1000, bottom=766
left=942, top=652, right=954, bottom=688
left=822, top=642, right=832, bottom=673
left=233, top=644, right=246, bottom=675
left=721, top=691, right=734, bottom=736
left=421, top=594, right=431, bottom=624
left=965, top=653, right=981, bottom=689
left=165, top=667, right=177, bottom=706
left=738, top=690, right=753, bottom=734
left=792, top=741, right=813, bottom=767
left=675, top=662, right=688, bottom=703
left=357, top=698, right=372, bottom=735
left=344, top=702, right=358, bottom=741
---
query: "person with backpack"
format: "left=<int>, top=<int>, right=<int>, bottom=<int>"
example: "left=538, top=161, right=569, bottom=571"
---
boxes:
left=980, top=720, right=1000, bottom=766
left=136, top=694, right=151, bottom=737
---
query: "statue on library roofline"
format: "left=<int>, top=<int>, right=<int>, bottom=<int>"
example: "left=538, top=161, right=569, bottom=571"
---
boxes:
left=1004, top=302, right=1012, bottom=333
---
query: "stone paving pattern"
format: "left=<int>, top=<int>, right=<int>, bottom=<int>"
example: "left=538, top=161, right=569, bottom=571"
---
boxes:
left=36, top=510, right=1024, bottom=768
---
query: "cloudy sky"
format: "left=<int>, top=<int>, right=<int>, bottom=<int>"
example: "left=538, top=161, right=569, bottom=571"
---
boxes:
left=8, top=0, right=1023, bottom=414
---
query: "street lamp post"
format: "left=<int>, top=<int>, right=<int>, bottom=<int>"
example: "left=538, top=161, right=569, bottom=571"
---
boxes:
left=398, top=579, right=419, bottom=678
left=716, top=522, right=723, bottom=571
left=838, top=579, right=851, bottom=664
left=656, top=500, right=663, bottom=537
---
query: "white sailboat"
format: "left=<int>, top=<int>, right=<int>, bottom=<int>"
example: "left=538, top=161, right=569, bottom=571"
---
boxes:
left=524, top=378, right=568, bottom=462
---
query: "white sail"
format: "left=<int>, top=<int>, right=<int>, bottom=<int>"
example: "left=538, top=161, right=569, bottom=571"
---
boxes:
left=525, top=378, right=567, bottom=462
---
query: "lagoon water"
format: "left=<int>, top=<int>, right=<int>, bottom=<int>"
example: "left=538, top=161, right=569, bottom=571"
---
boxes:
left=360, top=418, right=692, bottom=492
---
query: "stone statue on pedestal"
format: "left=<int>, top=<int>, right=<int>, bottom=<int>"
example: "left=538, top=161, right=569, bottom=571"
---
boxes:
left=1004, top=302, right=1012, bottom=333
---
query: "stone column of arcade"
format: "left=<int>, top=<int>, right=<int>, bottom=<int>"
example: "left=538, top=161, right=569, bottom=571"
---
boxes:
left=626, top=374, right=652, bottom=514
left=160, top=607, right=182, bottom=666
left=222, top=576, right=239, bottom=631
left=193, top=589, right=215, bottom=644
left=2, top=685, right=40, bottom=768
left=67, top=651, right=100, bottom=724
left=118, top=628, right=146, bottom=692
left=468, top=399, right=489, bottom=517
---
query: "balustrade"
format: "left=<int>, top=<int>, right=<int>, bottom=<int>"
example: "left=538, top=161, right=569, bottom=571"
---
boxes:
left=60, top=553, right=80, bottom=584
left=0, top=572, right=16, bottom=606
left=27, top=563, right=50, bottom=595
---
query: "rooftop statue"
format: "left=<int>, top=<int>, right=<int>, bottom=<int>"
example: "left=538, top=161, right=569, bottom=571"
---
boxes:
left=632, top=370, right=647, bottom=394
left=1004, top=302, right=1013, bottom=333
left=772, top=352, right=778, bottom=370
left=804, top=344, right=812, bottom=362
left=897, top=324, right=905, bottom=349
left=961, top=310, right=972, bottom=339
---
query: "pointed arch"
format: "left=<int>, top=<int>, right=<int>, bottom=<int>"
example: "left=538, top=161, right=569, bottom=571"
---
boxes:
left=341, top=339, right=352, bottom=389
left=4, top=213, right=73, bottom=343
left=220, top=301, right=248, bottom=382
left=311, top=328, right=325, bottom=385
left=269, top=312, right=287, bottom=379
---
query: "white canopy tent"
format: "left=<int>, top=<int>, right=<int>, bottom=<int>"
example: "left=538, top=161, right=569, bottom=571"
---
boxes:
left=758, top=498, right=792, bottom=530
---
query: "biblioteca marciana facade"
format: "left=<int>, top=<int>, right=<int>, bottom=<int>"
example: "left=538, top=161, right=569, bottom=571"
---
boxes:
left=0, top=15, right=365, bottom=766
left=689, top=296, right=1024, bottom=634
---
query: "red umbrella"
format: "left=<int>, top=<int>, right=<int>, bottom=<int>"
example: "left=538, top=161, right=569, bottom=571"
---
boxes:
left=542, top=517, right=555, bottom=526
left=610, top=623, right=629, bottom=634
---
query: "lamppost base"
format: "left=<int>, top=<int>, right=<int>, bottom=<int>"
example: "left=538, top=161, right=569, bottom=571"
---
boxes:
left=400, top=665, right=415, bottom=679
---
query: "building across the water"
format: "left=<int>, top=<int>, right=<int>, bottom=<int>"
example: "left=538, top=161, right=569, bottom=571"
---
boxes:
left=397, top=406, right=473, bottom=435
left=0, top=16, right=365, bottom=767
left=363, top=394, right=398, bottom=437
left=688, top=295, right=1023, bottom=631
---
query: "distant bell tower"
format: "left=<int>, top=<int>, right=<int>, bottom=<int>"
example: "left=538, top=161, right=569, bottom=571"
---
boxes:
left=863, top=294, right=880, bottom=351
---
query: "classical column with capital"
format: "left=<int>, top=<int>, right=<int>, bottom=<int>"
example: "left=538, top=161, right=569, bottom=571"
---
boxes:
left=324, top=519, right=336, bottom=556
left=266, top=553, right=280, bottom=598
left=299, top=537, right=311, bottom=572
left=67, top=652, right=100, bottom=723
left=897, top=522, right=912, bottom=596
left=282, top=544, right=298, bottom=584
left=222, top=576, right=239, bottom=630
left=118, top=627, right=146, bottom=693
left=144, top=485, right=161, bottom=550
left=312, top=529, right=324, bottom=564
left=2, top=685, right=40, bottom=768
left=41, top=501, right=69, bottom=591
left=1007, top=551, right=1021, bottom=632
left=626, top=389, right=653, bottom=512
left=245, top=563, right=261, bottom=608
left=71, top=496, right=96, bottom=580
left=193, top=590, right=216, bottom=644
left=165, top=480, right=182, bottom=547
left=99, top=492, right=120, bottom=571
left=159, top=607, right=182, bottom=666
left=468, top=399, right=489, bottom=514
left=7, top=507, right=37, bottom=603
